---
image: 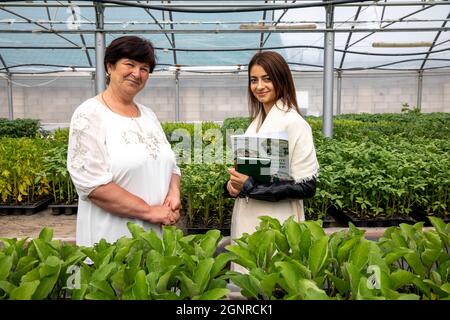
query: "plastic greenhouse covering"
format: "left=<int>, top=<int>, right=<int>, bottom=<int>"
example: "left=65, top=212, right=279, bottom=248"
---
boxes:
left=0, top=0, right=449, bottom=75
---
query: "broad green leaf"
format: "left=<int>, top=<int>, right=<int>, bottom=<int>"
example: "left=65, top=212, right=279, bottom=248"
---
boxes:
left=430, top=218, right=449, bottom=247
left=113, top=239, right=137, bottom=263
left=91, top=262, right=116, bottom=281
left=356, top=276, right=380, bottom=300
left=0, top=255, right=13, bottom=281
left=0, top=280, right=15, bottom=295
left=250, top=230, right=275, bottom=270
left=85, top=290, right=115, bottom=300
left=441, top=283, right=450, bottom=294
left=194, top=258, right=214, bottom=293
left=325, top=271, right=350, bottom=295
left=156, top=266, right=177, bottom=293
left=225, top=245, right=256, bottom=270
left=210, top=252, right=235, bottom=279
left=89, top=280, right=116, bottom=299
left=396, top=293, right=420, bottom=300
left=298, top=229, right=312, bottom=260
left=139, top=231, right=163, bottom=254
left=199, top=230, right=221, bottom=258
left=337, top=237, right=361, bottom=263
left=298, top=278, right=330, bottom=300
left=132, top=270, right=150, bottom=300
left=391, top=231, right=408, bottom=248
left=226, top=274, right=259, bottom=299
left=275, top=261, right=300, bottom=294
left=345, top=262, right=362, bottom=299
left=404, top=253, right=426, bottom=277
left=284, top=219, right=302, bottom=253
left=193, top=288, right=229, bottom=300
left=309, top=236, right=329, bottom=278
left=126, top=222, right=145, bottom=239
left=383, top=248, right=413, bottom=265
left=32, top=256, right=62, bottom=300
left=145, top=250, right=163, bottom=273
left=390, top=270, right=415, bottom=290
left=349, top=240, right=370, bottom=271
left=421, top=249, right=441, bottom=269
left=38, top=227, right=53, bottom=243
left=259, top=273, right=279, bottom=298
left=304, top=221, right=326, bottom=239
left=162, top=226, right=178, bottom=256
left=31, top=239, right=49, bottom=262
left=110, top=269, right=126, bottom=295
left=423, top=279, right=449, bottom=298
left=9, top=280, right=40, bottom=300
left=177, top=272, right=198, bottom=298
left=127, top=250, right=143, bottom=268
left=423, top=231, right=442, bottom=249
left=273, top=230, right=289, bottom=254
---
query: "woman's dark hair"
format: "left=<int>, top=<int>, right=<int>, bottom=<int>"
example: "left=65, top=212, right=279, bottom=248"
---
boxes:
left=104, top=36, right=156, bottom=83
left=247, top=51, right=300, bottom=121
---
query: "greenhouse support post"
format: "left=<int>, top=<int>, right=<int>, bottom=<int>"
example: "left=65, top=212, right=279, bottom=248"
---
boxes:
left=95, top=3, right=106, bottom=94
left=417, top=70, right=423, bottom=110
left=175, top=70, right=180, bottom=121
left=336, top=71, right=342, bottom=115
left=7, top=73, right=13, bottom=120
left=323, top=3, right=335, bottom=138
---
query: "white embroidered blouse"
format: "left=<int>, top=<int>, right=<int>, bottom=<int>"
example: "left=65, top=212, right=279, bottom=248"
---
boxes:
left=67, top=98, right=180, bottom=247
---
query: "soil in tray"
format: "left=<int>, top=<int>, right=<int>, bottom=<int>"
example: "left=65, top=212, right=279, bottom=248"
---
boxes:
left=341, top=211, right=417, bottom=228
left=410, top=211, right=450, bottom=226
left=48, top=203, right=78, bottom=215
left=184, top=216, right=231, bottom=236
left=0, top=197, right=52, bottom=215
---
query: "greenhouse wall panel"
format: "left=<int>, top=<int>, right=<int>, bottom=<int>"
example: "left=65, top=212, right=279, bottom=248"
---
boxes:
left=0, top=72, right=449, bottom=124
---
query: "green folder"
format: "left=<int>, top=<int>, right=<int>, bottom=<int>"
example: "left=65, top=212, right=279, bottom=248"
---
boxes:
left=235, top=156, right=272, bottom=183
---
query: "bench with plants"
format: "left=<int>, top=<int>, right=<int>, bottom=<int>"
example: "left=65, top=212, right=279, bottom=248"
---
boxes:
left=0, top=111, right=448, bottom=229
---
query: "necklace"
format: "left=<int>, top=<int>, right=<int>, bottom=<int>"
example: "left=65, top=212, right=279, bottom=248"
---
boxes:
left=101, top=92, right=140, bottom=118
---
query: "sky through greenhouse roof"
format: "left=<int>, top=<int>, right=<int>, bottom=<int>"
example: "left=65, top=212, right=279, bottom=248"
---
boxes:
left=0, top=0, right=449, bottom=74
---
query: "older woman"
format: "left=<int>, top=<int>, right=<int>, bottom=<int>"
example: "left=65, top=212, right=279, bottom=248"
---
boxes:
left=68, top=36, right=180, bottom=246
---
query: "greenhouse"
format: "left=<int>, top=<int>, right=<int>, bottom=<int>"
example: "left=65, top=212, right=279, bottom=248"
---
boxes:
left=0, top=0, right=449, bottom=302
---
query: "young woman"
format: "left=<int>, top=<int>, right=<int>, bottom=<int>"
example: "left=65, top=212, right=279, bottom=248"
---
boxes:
left=226, top=51, right=319, bottom=241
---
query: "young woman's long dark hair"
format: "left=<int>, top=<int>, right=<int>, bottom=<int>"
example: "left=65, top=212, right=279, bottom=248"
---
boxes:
left=247, top=51, right=300, bottom=122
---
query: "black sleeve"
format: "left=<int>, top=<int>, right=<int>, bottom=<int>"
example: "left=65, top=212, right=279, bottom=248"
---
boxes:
left=237, top=176, right=317, bottom=202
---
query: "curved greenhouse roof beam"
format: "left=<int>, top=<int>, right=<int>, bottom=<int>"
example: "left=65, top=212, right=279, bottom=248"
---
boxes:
left=67, top=0, right=93, bottom=67
left=153, top=45, right=450, bottom=57
left=434, top=39, right=450, bottom=47
left=0, top=53, right=9, bottom=73
left=347, top=3, right=436, bottom=49
left=342, top=58, right=450, bottom=70
left=338, top=5, right=362, bottom=69
left=258, top=1, right=269, bottom=50
left=3, top=26, right=448, bottom=33
left=0, top=63, right=87, bottom=72
left=0, top=7, right=81, bottom=48
left=1, top=44, right=448, bottom=57
left=89, top=0, right=448, bottom=13
left=137, top=1, right=177, bottom=64
left=92, top=0, right=376, bottom=14
left=261, top=0, right=297, bottom=48
left=420, top=11, right=450, bottom=71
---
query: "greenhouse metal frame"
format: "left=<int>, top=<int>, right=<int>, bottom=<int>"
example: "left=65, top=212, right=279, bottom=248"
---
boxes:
left=0, top=0, right=449, bottom=136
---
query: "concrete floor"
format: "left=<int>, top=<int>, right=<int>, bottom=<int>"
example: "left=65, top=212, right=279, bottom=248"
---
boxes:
left=0, top=208, right=77, bottom=242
